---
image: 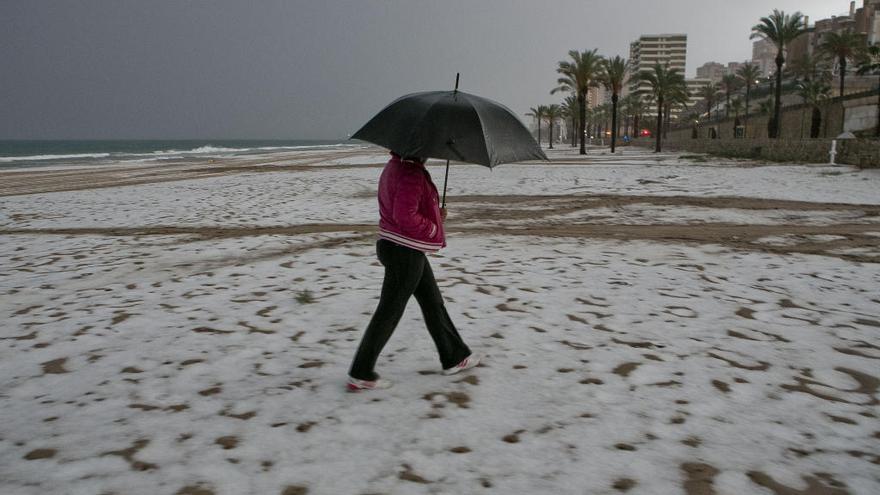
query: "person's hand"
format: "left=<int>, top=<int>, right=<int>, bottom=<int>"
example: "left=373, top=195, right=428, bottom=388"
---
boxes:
left=440, top=207, right=448, bottom=222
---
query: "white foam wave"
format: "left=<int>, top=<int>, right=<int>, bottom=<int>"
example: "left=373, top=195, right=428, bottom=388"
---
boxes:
left=0, top=152, right=111, bottom=163
left=0, top=143, right=358, bottom=165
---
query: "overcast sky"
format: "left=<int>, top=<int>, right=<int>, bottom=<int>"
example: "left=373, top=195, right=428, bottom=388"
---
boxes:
left=1, top=0, right=848, bottom=140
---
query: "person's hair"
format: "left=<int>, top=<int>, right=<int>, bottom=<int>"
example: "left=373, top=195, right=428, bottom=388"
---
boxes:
left=391, top=152, right=425, bottom=164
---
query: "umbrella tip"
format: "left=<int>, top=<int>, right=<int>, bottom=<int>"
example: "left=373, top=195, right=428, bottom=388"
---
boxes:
left=454, top=73, right=460, bottom=91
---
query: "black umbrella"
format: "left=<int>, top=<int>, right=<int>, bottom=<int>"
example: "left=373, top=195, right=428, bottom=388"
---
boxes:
left=351, top=75, right=546, bottom=206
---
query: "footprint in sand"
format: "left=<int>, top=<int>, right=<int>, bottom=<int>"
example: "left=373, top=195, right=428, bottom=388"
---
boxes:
left=41, top=358, right=69, bottom=374
left=781, top=367, right=879, bottom=406
left=612, top=478, right=637, bottom=492
left=664, top=306, right=698, bottom=318
left=175, top=485, right=215, bottom=495
left=747, top=471, right=849, bottom=495
left=23, top=448, right=57, bottom=460
left=214, top=436, right=238, bottom=450
left=681, top=463, right=719, bottom=495
left=612, top=362, right=641, bottom=378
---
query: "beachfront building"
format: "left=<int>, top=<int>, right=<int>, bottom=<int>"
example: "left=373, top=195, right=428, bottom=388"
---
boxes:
left=854, top=0, right=880, bottom=44
left=685, top=78, right=712, bottom=117
left=697, top=61, right=748, bottom=84
left=751, top=38, right=777, bottom=77
left=696, top=62, right=726, bottom=83
left=587, top=85, right=612, bottom=109
left=629, top=34, right=688, bottom=96
left=628, top=34, right=688, bottom=119
left=786, top=2, right=880, bottom=64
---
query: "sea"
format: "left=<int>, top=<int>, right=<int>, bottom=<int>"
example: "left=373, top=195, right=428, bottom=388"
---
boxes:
left=0, top=139, right=355, bottom=169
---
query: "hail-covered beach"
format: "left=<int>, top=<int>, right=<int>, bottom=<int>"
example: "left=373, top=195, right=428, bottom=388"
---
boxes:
left=1, top=145, right=879, bottom=495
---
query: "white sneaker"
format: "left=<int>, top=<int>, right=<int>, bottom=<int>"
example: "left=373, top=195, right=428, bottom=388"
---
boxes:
left=443, top=353, right=481, bottom=376
left=346, top=376, right=393, bottom=392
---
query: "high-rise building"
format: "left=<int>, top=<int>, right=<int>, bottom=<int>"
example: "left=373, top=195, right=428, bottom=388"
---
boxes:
left=686, top=78, right=712, bottom=117
left=751, top=38, right=777, bottom=77
left=696, top=62, right=726, bottom=83
left=697, top=61, right=748, bottom=84
left=787, top=2, right=879, bottom=80
left=587, top=85, right=612, bottom=109
left=628, top=34, right=688, bottom=96
left=854, top=0, right=880, bottom=44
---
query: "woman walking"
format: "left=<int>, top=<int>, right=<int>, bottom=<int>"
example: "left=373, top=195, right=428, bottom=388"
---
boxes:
left=347, top=152, right=480, bottom=391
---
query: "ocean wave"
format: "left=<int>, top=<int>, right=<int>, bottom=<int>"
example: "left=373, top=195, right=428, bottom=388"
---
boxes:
left=145, top=144, right=354, bottom=156
left=0, top=152, right=111, bottom=163
left=0, top=142, right=358, bottom=164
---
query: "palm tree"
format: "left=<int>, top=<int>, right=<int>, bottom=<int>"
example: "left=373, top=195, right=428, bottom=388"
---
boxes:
left=687, top=112, right=701, bottom=139
left=856, top=44, right=880, bottom=137
left=599, top=55, right=629, bottom=153
left=729, top=98, right=745, bottom=137
left=665, top=85, right=690, bottom=139
left=597, top=103, right=613, bottom=141
left=543, top=104, right=563, bottom=149
left=620, top=93, right=639, bottom=138
left=700, top=82, right=721, bottom=121
left=637, top=94, right=654, bottom=138
left=639, top=63, right=687, bottom=152
left=820, top=31, right=867, bottom=97
left=561, top=95, right=579, bottom=147
left=720, top=74, right=740, bottom=119
left=751, top=9, right=806, bottom=138
left=788, top=52, right=828, bottom=82
left=737, top=62, right=762, bottom=130
left=552, top=49, right=604, bottom=154
left=797, top=78, right=831, bottom=138
left=526, top=106, right=546, bottom=146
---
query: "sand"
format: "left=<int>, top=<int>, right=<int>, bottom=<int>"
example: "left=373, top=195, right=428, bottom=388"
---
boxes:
left=1, top=145, right=878, bottom=494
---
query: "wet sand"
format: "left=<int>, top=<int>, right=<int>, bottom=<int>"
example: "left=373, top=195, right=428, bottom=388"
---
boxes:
left=1, top=146, right=878, bottom=494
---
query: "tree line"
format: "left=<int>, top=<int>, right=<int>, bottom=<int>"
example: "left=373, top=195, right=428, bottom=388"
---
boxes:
left=528, top=8, right=880, bottom=153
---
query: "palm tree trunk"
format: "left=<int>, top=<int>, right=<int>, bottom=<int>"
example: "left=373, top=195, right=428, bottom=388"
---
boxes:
left=773, top=54, right=784, bottom=138
left=726, top=91, right=731, bottom=119
left=537, top=120, right=542, bottom=147
left=839, top=57, right=846, bottom=97
left=578, top=93, right=586, bottom=155
left=876, top=74, right=880, bottom=138
left=745, top=84, right=751, bottom=131
left=663, top=104, right=670, bottom=140
left=655, top=98, right=663, bottom=152
left=800, top=107, right=806, bottom=139
left=634, top=114, right=640, bottom=138
left=571, top=116, right=577, bottom=147
left=610, top=94, right=619, bottom=153
left=548, top=119, right=554, bottom=149
left=811, top=106, right=821, bottom=138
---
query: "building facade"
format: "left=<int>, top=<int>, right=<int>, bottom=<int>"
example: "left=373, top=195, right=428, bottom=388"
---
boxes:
left=628, top=34, right=688, bottom=95
left=696, top=62, right=725, bottom=83
left=697, top=61, right=747, bottom=84
left=751, top=38, right=777, bottom=77
left=854, top=0, right=880, bottom=44
left=686, top=78, right=712, bottom=117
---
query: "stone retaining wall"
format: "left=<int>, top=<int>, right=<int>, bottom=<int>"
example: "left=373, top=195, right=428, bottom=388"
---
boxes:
left=654, top=138, right=880, bottom=168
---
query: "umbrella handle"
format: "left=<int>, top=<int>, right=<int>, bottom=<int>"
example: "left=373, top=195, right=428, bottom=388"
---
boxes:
left=441, top=159, right=450, bottom=209
left=444, top=72, right=458, bottom=208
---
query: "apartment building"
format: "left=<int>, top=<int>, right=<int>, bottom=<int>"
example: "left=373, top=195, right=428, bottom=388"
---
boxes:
left=628, top=34, right=688, bottom=95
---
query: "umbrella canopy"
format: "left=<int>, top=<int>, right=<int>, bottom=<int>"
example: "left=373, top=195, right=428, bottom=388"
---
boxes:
left=351, top=90, right=547, bottom=168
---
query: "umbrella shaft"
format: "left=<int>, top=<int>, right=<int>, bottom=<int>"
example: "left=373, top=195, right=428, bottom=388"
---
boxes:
left=442, top=160, right=450, bottom=208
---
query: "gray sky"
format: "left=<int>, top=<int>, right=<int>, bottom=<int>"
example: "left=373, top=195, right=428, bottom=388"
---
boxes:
left=1, top=0, right=846, bottom=140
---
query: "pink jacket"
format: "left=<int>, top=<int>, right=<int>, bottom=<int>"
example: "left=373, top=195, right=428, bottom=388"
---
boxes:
left=377, top=153, right=446, bottom=252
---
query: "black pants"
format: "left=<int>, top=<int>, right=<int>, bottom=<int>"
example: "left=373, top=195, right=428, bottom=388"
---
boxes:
left=349, top=239, right=471, bottom=381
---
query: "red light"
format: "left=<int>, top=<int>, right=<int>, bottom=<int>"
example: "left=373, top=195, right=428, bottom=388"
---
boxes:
left=640, top=129, right=651, bottom=137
